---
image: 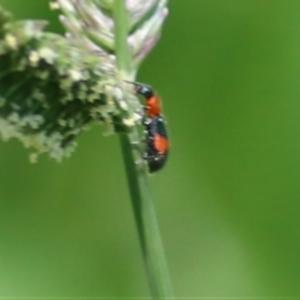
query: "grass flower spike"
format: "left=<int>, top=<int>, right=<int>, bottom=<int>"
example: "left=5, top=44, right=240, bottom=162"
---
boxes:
left=55, top=0, right=168, bottom=68
left=0, top=1, right=168, bottom=161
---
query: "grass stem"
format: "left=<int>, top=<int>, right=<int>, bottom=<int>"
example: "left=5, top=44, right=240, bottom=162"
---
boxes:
left=113, top=1, right=174, bottom=298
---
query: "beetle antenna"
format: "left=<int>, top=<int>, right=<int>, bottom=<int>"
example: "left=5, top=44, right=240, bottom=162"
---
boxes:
left=123, top=80, right=141, bottom=86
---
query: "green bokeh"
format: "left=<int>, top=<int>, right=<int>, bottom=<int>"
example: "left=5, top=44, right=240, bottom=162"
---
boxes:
left=0, top=0, right=300, bottom=297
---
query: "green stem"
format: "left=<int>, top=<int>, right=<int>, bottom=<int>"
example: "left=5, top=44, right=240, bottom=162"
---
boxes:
left=113, top=0, right=132, bottom=76
left=113, top=1, right=174, bottom=299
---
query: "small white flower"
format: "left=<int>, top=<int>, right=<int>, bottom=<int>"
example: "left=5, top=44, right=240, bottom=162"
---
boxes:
left=49, top=1, right=60, bottom=10
left=68, top=69, right=83, bottom=81
left=29, top=50, right=40, bottom=65
left=133, top=112, right=143, bottom=122
left=5, top=34, right=18, bottom=49
left=123, top=117, right=136, bottom=127
left=38, top=47, right=57, bottom=64
left=119, top=100, right=128, bottom=110
left=57, top=0, right=75, bottom=12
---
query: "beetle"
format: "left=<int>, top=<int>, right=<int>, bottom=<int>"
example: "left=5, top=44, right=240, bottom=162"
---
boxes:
left=125, top=81, right=169, bottom=173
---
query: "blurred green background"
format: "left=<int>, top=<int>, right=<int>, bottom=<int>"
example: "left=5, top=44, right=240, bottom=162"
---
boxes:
left=0, top=0, right=300, bottom=297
